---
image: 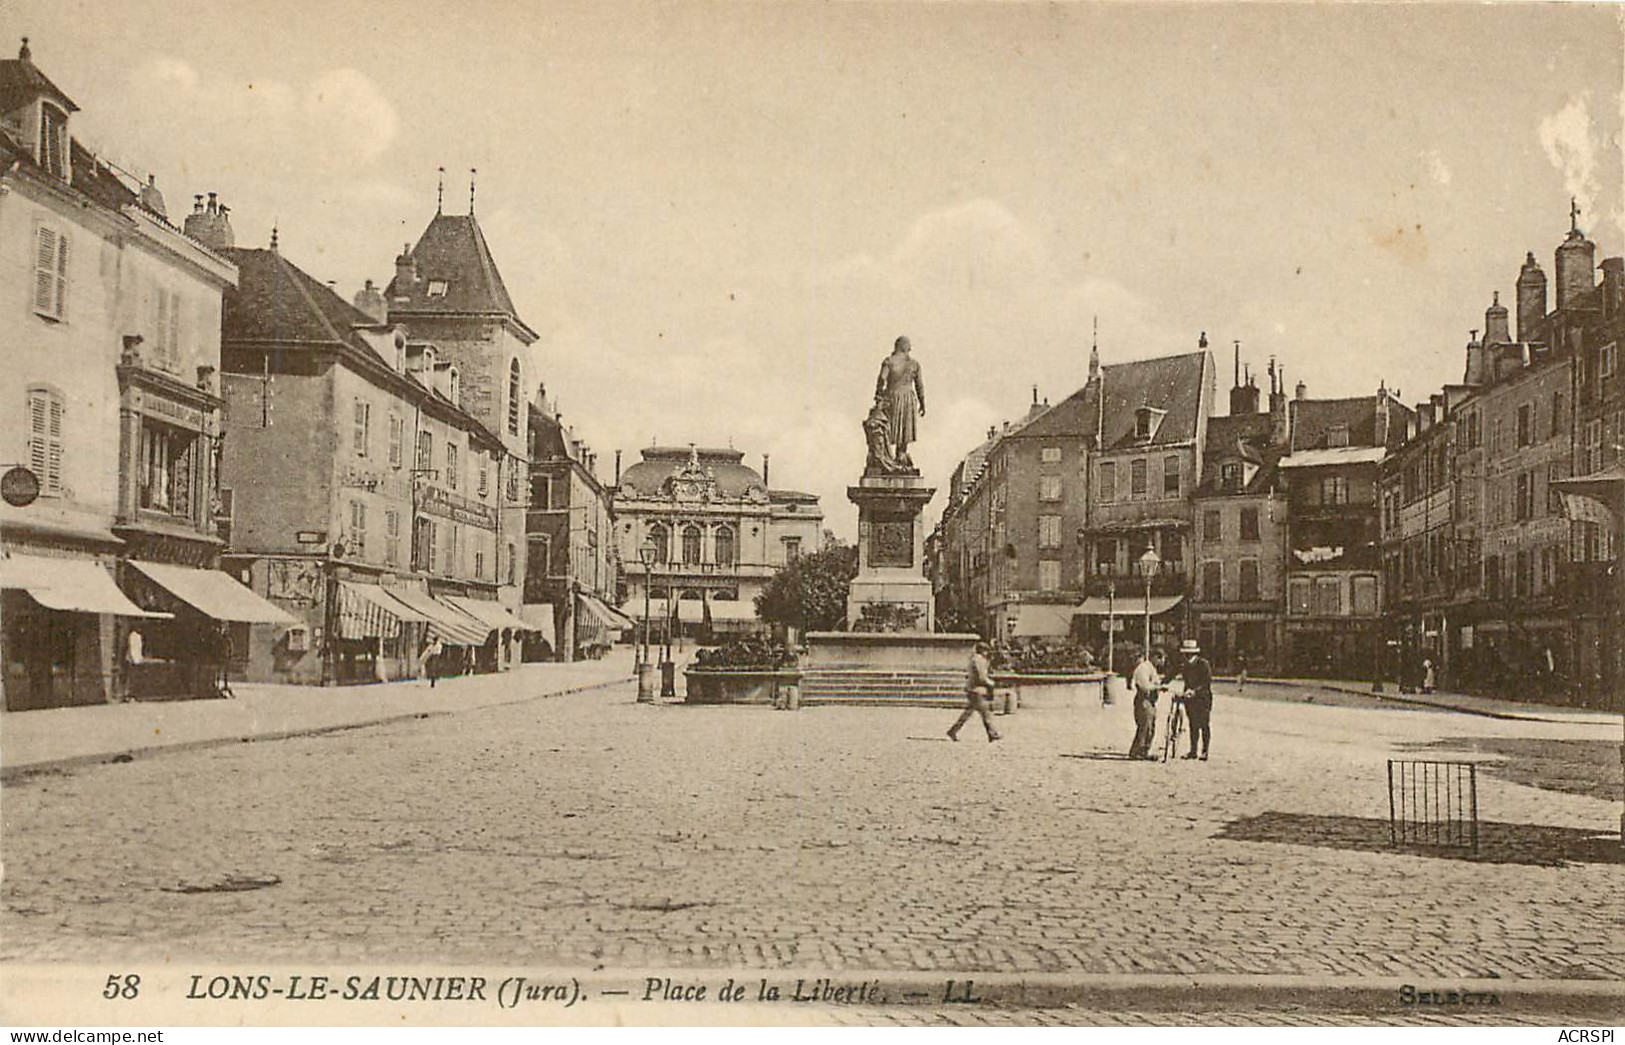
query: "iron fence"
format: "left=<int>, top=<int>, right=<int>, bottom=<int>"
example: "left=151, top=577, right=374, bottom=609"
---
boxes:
left=1388, top=759, right=1479, bottom=852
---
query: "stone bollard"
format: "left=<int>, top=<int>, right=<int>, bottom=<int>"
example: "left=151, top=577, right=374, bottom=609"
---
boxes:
left=996, top=688, right=1016, bottom=715
left=784, top=683, right=800, bottom=711
left=636, top=662, right=657, bottom=703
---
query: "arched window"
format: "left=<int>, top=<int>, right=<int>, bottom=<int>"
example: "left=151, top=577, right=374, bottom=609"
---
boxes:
left=507, top=359, right=521, bottom=436
left=648, top=523, right=668, bottom=564
left=682, top=525, right=702, bottom=565
left=714, top=525, right=735, bottom=566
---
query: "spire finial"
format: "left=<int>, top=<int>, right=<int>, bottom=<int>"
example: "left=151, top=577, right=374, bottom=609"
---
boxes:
left=19, top=37, right=30, bottom=61
left=1492, top=290, right=1499, bottom=306
left=270, top=222, right=279, bottom=252
left=1571, top=196, right=1581, bottom=234
left=469, top=168, right=477, bottom=214
left=1470, top=328, right=1478, bottom=343
left=436, top=167, right=444, bottom=214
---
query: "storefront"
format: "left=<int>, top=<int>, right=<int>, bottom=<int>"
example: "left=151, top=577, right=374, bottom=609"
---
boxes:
left=1285, top=618, right=1380, bottom=679
left=385, top=587, right=490, bottom=678
left=444, top=595, right=531, bottom=671
left=0, top=552, right=166, bottom=710
left=119, top=560, right=296, bottom=698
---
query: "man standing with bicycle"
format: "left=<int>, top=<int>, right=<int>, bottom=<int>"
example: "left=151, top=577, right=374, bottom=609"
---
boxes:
left=1168, top=638, right=1213, bottom=760
left=1128, top=647, right=1165, bottom=760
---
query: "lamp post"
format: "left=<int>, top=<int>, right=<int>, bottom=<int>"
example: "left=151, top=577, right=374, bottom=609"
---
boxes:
left=1105, top=576, right=1117, bottom=677
left=1139, top=543, right=1162, bottom=658
left=636, top=538, right=655, bottom=703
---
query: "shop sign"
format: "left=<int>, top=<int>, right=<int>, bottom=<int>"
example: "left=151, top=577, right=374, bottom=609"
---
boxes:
left=144, top=394, right=206, bottom=431
left=1, top=466, right=40, bottom=507
left=420, top=486, right=497, bottom=530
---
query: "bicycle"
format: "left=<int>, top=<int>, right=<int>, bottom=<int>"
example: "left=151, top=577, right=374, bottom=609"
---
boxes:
left=1162, top=686, right=1188, bottom=763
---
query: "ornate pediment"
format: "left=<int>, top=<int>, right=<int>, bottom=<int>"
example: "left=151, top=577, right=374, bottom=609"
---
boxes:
left=663, top=445, right=716, bottom=503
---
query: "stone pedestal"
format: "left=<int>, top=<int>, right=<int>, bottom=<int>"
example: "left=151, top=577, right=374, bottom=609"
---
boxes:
left=846, top=474, right=935, bottom=631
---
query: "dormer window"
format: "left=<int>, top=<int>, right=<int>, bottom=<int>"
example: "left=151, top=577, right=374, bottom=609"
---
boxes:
left=1134, top=406, right=1166, bottom=442
left=447, top=365, right=460, bottom=404
left=39, top=102, right=68, bottom=180
left=1327, top=424, right=1350, bottom=448
left=1220, top=462, right=1242, bottom=492
left=426, top=280, right=449, bottom=298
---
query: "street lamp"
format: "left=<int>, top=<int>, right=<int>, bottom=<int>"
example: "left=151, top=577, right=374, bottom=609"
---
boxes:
left=636, top=538, right=656, bottom=703
left=1139, top=542, right=1162, bottom=659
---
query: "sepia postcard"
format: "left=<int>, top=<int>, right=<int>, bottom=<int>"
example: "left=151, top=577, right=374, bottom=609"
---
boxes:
left=1, top=0, right=1623, bottom=1031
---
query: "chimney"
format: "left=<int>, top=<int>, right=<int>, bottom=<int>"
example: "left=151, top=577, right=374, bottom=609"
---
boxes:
left=1601, top=257, right=1624, bottom=320
left=182, top=192, right=235, bottom=250
left=394, top=243, right=417, bottom=291
left=1484, top=291, right=1510, bottom=345
left=1294, top=379, right=1307, bottom=401
left=614, top=450, right=622, bottom=486
left=762, top=453, right=771, bottom=487
left=351, top=279, right=387, bottom=321
left=1463, top=329, right=1485, bottom=386
left=138, top=174, right=167, bottom=219
left=1375, top=387, right=1391, bottom=447
left=1516, top=251, right=1548, bottom=340
left=1267, top=357, right=1289, bottom=447
left=1555, top=201, right=1597, bottom=311
left=1229, top=342, right=1260, bottom=415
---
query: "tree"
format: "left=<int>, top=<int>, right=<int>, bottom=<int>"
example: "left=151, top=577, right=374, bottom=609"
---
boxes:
left=755, top=542, right=858, bottom=632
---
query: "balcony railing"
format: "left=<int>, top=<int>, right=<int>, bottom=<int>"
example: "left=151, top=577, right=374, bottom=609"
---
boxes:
left=1085, top=566, right=1189, bottom=597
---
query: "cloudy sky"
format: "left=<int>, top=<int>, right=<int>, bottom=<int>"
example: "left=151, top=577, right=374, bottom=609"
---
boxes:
left=16, top=1, right=1624, bottom=538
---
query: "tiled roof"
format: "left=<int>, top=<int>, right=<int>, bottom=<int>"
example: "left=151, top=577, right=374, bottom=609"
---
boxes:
left=618, top=447, right=767, bottom=500
left=1289, top=395, right=1413, bottom=451
left=386, top=213, right=534, bottom=338
left=1195, top=411, right=1282, bottom=496
left=1019, top=350, right=1211, bottom=450
left=220, top=247, right=377, bottom=349
left=0, top=51, right=78, bottom=114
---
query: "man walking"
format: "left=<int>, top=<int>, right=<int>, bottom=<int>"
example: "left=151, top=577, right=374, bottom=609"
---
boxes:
left=1128, top=647, right=1164, bottom=760
left=420, top=636, right=444, bottom=689
left=948, top=641, right=1002, bottom=743
left=1169, top=638, right=1214, bottom=760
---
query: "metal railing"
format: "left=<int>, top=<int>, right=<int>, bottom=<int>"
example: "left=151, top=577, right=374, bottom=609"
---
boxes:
left=1388, top=759, right=1479, bottom=851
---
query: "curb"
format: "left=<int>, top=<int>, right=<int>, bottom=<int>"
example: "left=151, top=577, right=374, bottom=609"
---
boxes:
left=1, top=675, right=633, bottom=782
left=1236, top=678, right=1613, bottom=726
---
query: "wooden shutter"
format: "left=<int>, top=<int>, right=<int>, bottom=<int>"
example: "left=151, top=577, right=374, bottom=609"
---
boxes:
left=34, top=227, right=58, bottom=315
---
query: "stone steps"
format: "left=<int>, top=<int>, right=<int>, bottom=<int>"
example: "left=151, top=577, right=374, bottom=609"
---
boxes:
left=799, top=668, right=967, bottom=706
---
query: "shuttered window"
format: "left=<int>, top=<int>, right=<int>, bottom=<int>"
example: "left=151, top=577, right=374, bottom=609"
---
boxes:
left=33, top=226, right=68, bottom=320
left=27, top=386, right=65, bottom=494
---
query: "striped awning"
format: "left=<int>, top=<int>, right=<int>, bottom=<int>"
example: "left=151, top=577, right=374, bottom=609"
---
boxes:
left=337, top=582, right=405, bottom=640
left=444, top=595, right=534, bottom=633
left=386, top=588, right=491, bottom=646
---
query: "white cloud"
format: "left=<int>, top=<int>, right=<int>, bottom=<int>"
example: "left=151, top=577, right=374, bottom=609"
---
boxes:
left=302, top=69, right=399, bottom=162
left=1539, top=93, right=1601, bottom=228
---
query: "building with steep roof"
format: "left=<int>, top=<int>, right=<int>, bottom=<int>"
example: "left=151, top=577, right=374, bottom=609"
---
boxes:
left=0, top=39, right=263, bottom=710
left=1189, top=352, right=1288, bottom=672
left=936, top=340, right=1215, bottom=648
left=612, top=445, right=822, bottom=638
left=218, top=237, right=530, bottom=685
left=523, top=390, right=619, bottom=661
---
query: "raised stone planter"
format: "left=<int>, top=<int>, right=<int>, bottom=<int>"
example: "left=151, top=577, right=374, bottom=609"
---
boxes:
left=683, top=669, right=800, bottom=705
left=992, top=671, right=1111, bottom=710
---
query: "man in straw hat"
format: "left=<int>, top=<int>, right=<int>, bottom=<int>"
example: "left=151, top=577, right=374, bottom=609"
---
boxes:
left=948, top=640, right=1002, bottom=743
left=1167, top=638, right=1214, bottom=760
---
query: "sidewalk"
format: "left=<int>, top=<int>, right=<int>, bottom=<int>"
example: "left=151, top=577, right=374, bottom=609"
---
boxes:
left=1232, top=675, right=1620, bottom=726
left=0, top=652, right=635, bottom=778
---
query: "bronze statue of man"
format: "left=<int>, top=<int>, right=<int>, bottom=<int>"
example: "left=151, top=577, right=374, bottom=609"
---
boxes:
left=874, top=335, right=925, bottom=470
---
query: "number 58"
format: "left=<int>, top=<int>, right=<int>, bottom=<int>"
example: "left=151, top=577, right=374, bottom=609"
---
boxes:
left=103, top=974, right=140, bottom=1000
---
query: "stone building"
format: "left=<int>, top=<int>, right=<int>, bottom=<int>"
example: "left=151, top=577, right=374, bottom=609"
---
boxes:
left=1190, top=351, right=1288, bottom=672
left=1278, top=385, right=1413, bottom=677
left=383, top=196, right=532, bottom=611
left=523, top=391, right=622, bottom=661
left=613, top=446, right=822, bottom=638
left=0, top=41, right=285, bottom=710
left=217, top=237, right=529, bottom=685
left=937, top=341, right=1215, bottom=648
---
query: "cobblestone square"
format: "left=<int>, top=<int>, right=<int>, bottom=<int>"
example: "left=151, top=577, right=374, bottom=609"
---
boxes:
left=4, top=678, right=1621, bottom=1016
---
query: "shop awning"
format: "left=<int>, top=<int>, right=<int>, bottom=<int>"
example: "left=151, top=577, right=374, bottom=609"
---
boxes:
left=444, top=595, right=534, bottom=633
left=630, top=598, right=760, bottom=623
left=519, top=603, right=556, bottom=639
left=1075, top=593, right=1184, bottom=617
left=336, top=581, right=406, bottom=640
left=0, top=554, right=167, bottom=617
left=579, top=593, right=630, bottom=632
left=129, top=561, right=296, bottom=624
left=1005, top=603, right=1077, bottom=638
left=386, top=588, right=491, bottom=646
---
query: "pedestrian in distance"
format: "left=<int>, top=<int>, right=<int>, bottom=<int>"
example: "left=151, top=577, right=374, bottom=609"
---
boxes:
left=1168, top=638, right=1214, bottom=760
left=948, top=640, right=1002, bottom=743
left=1235, top=649, right=1248, bottom=695
left=1128, top=647, right=1165, bottom=760
left=420, top=636, right=444, bottom=689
